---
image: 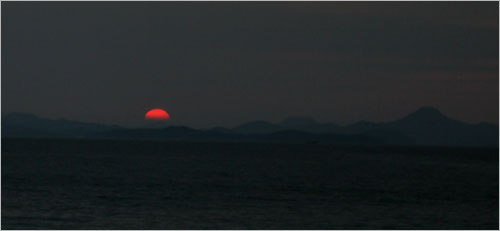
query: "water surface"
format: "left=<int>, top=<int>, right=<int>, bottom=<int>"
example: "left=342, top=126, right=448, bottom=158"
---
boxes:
left=2, top=139, right=498, bottom=229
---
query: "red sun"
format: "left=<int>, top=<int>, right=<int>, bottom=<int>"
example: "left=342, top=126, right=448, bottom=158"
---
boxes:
left=145, top=109, right=170, bottom=120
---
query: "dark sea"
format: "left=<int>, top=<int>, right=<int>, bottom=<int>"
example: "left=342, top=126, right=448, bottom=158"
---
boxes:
left=2, top=138, right=498, bottom=229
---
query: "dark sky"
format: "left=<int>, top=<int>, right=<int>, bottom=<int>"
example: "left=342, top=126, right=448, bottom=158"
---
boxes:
left=2, top=2, right=498, bottom=128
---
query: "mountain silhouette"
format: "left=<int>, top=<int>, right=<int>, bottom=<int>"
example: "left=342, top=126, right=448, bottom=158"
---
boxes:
left=281, top=116, right=319, bottom=128
left=343, top=106, right=498, bottom=146
left=2, top=112, right=120, bottom=138
left=280, top=116, right=341, bottom=133
left=399, top=106, right=447, bottom=122
left=383, top=107, right=498, bottom=146
left=233, top=121, right=283, bottom=134
left=2, top=107, right=498, bottom=147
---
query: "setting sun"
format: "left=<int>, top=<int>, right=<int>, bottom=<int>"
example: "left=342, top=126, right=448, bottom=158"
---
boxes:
left=145, top=109, right=170, bottom=120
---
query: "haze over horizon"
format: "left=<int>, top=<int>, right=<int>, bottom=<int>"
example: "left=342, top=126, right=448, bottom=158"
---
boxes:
left=2, top=2, right=498, bottom=128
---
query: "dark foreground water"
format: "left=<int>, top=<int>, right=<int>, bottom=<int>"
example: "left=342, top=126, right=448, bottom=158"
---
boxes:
left=2, top=138, right=498, bottom=229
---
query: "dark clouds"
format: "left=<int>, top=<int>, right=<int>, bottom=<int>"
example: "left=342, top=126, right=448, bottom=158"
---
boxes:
left=2, top=2, right=498, bottom=127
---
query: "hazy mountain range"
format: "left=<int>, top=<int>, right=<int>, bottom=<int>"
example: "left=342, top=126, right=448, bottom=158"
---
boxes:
left=2, top=107, right=498, bottom=147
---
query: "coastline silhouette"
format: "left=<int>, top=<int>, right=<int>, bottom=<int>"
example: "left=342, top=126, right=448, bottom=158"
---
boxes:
left=2, top=106, right=498, bottom=147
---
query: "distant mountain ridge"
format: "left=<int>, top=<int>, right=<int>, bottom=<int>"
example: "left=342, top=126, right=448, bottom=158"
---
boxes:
left=2, top=107, right=498, bottom=147
left=2, top=112, right=121, bottom=138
